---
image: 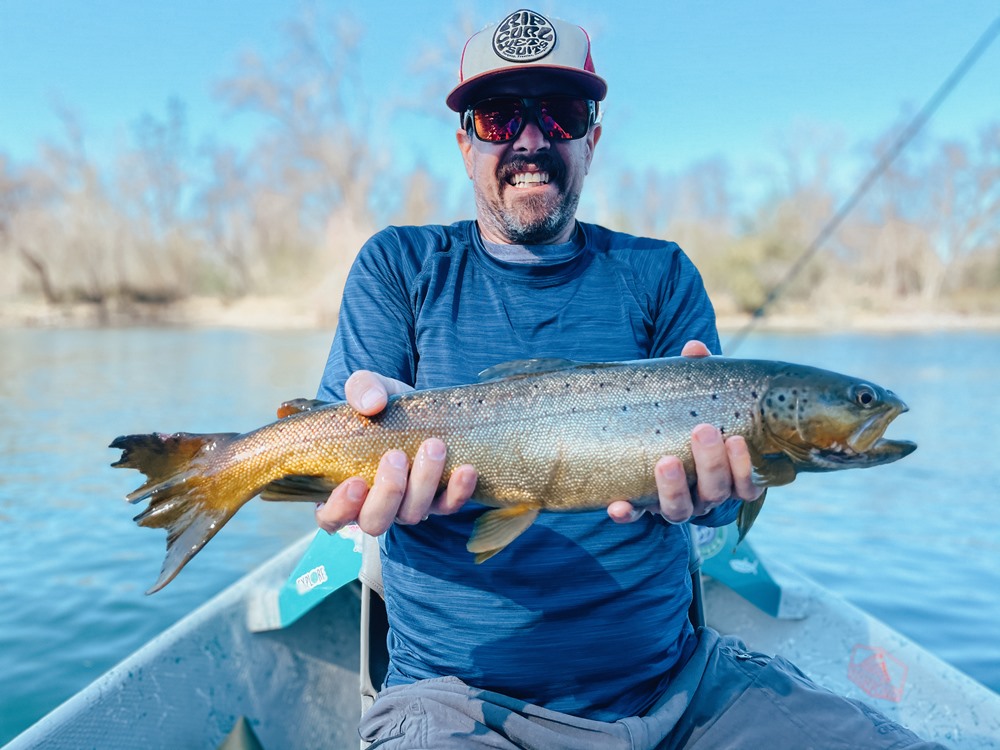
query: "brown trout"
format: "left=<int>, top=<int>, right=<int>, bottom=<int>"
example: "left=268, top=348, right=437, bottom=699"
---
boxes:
left=111, top=356, right=916, bottom=592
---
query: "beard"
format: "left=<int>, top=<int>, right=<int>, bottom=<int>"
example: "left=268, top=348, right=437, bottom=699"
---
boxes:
left=476, top=153, right=581, bottom=244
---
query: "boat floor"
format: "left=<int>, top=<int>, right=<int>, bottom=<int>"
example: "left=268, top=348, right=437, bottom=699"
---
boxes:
left=5, top=535, right=999, bottom=749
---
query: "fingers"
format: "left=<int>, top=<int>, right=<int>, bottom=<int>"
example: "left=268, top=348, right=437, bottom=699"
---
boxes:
left=655, top=424, right=760, bottom=523
left=681, top=339, right=711, bottom=358
left=691, top=424, right=732, bottom=508
left=726, top=436, right=765, bottom=502
left=315, top=478, right=368, bottom=534
left=357, top=450, right=410, bottom=534
left=396, top=439, right=447, bottom=524
left=654, top=455, right=695, bottom=523
left=431, top=464, right=478, bottom=515
left=344, top=371, right=413, bottom=416
left=316, top=437, right=475, bottom=536
left=607, top=500, right=645, bottom=524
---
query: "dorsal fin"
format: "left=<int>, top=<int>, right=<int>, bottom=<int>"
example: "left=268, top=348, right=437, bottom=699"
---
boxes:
left=276, top=398, right=329, bottom=419
left=477, top=358, right=587, bottom=383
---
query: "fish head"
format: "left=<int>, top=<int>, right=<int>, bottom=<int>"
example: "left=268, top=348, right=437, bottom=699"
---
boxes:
left=760, top=367, right=917, bottom=472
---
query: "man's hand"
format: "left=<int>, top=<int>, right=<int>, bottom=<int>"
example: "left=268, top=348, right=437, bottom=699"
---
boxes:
left=314, top=371, right=478, bottom=536
left=607, top=340, right=764, bottom=525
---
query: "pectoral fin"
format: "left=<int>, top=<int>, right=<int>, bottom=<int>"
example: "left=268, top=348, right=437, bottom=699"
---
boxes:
left=467, top=505, right=540, bottom=563
left=260, top=475, right=338, bottom=503
left=750, top=453, right=797, bottom=488
left=736, top=490, right=767, bottom=543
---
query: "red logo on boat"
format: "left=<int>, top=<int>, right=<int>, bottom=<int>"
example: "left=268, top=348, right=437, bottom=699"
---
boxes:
left=848, top=644, right=908, bottom=702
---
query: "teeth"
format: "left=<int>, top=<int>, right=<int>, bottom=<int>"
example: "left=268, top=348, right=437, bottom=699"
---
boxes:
left=511, top=171, right=549, bottom=187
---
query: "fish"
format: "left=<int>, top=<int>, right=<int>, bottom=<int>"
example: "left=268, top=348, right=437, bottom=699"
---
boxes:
left=110, top=356, right=916, bottom=592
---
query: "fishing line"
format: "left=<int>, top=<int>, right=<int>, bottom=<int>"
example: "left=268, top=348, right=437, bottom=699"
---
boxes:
left=725, top=11, right=1000, bottom=353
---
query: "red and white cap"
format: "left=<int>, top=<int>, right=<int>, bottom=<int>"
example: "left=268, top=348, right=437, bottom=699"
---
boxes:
left=446, top=9, right=608, bottom=112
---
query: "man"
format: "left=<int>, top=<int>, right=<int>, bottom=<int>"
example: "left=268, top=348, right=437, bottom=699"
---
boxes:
left=315, top=10, right=940, bottom=749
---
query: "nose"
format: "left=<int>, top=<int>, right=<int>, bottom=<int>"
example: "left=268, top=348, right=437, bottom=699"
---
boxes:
left=512, top=117, right=550, bottom=153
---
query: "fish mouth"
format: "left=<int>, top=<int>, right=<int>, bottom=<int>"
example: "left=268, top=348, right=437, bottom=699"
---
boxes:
left=809, top=437, right=917, bottom=470
left=840, top=392, right=909, bottom=452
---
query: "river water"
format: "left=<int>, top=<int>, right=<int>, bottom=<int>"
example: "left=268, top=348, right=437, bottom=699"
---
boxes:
left=1, top=327, right=998, bottom=743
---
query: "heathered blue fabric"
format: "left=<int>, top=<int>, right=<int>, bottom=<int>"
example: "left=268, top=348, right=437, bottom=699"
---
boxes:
left=318, top=220, right=740, bottom=721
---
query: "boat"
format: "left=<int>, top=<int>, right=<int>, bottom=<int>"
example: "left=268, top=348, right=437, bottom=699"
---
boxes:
left=4, top=524, right=1000, bottom=750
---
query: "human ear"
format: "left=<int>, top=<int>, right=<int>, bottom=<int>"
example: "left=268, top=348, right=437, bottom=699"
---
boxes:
left=456, top=128, right=474, bottom=179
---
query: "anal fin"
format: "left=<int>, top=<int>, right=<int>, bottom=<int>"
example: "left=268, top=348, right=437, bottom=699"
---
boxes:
left=467, top=505, right=540, bottom=563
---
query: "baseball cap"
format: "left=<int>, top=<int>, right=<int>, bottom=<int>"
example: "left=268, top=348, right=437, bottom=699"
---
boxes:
left=446, top=9, right=608, bottom=112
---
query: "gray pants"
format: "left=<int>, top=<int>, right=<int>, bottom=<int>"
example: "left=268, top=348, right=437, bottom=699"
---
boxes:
left=359, top=628, right=944, bottom=749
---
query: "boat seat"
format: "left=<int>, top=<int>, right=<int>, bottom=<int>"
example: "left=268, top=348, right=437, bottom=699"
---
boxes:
left=357, top=526, right=705, bottom=747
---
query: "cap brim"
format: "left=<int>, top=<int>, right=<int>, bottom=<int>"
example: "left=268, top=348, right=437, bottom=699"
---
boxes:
left=446, top=66, right=607, bottom=112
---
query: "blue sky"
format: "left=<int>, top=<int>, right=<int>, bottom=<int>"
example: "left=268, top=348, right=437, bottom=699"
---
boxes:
left=2, top=1, right=998, bottom=206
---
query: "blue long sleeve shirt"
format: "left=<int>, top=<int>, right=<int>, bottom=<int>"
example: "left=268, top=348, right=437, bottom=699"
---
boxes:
left=318, top=220, right=739, bottom=720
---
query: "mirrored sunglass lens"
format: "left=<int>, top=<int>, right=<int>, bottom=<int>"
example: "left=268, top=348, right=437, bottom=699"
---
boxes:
left=538, top=98, right=591, bottom=139
left=473, top=99, right=523, bottom=142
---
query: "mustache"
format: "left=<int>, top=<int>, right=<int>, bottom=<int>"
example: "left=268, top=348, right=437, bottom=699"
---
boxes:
left=497, top=152, right=564, bottom=184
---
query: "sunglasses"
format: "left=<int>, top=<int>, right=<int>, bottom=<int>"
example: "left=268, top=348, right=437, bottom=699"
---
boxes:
left=463, top=96, right=597, bottom=143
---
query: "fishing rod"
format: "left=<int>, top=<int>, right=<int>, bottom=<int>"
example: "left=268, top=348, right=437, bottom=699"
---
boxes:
left=725, top=11, right=1000, bottom=354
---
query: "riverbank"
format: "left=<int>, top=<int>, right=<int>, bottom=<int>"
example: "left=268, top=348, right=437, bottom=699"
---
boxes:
left=3, top=295, right=1000, bottom=333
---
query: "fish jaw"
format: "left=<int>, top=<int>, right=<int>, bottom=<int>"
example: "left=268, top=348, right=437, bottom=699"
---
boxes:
left=846, top=393, right=908, bottom=453
left=806, top=437, right=917, bottom=471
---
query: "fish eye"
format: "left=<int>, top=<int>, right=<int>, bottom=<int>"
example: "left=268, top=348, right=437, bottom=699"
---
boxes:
left=852, top=384, right=878, bottom=408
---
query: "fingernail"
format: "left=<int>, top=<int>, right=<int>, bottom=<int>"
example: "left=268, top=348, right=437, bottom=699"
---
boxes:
left=361, top=389, right=381, bottom=411
left=664, top=462, right=685, bottom=481
left=694, top=426, right=721, bottom=446
left=387, top=451, right=408, bottom=470
left=426, top=441, right=446, bottom=461
left=346, top=481, right=366, bottom=502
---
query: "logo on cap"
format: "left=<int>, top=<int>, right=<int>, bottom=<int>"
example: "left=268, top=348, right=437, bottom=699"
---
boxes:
left=492, top=10, right=556, bottom=62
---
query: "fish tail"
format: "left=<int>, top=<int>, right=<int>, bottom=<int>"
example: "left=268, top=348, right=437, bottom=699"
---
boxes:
left=110, top=432, right=244, bottom=594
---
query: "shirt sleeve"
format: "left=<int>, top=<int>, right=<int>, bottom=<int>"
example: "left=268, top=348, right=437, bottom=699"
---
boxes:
left=690, top=499, right=742, bottom=527
left=317, top=228, right=418, bottom=401
left=649, top=244, right=722, bottom=358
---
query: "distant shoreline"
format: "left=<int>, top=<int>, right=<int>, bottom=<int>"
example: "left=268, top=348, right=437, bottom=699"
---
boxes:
left=3, top=296, right=1000, bottom=333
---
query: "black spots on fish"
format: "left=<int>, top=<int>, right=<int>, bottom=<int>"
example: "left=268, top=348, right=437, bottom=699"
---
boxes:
left=477, top=398, right=484, bottom=405
left=777, top=394, right=786, bottom=402
left=751, top=390, right=758, bottom=399
left=654, top=401, right=661, bottom=408
left=711, top=393, right=719, bottom=400
left=734, top=411, right=740, bottom=419
left=719, top=426, right=727, bottom=435
left=621, top=405, right=628, bottom=412
left=599, top=382, right=606, bottom=388
left=655, top=428, right=662, bottom=435
left=690, top=410, right=698, bottom=418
